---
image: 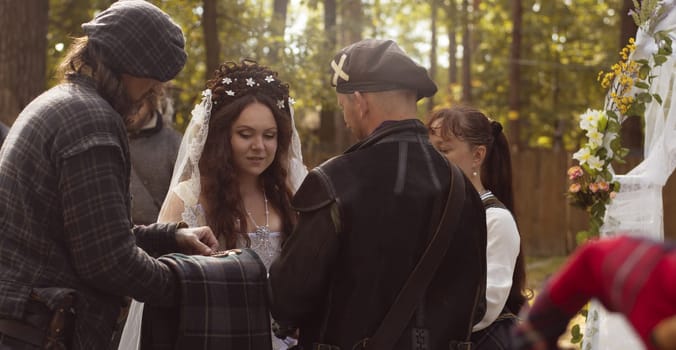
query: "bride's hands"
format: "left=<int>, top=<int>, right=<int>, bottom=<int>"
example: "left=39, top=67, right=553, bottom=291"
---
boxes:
left=175, top=226, right=219, bottom=255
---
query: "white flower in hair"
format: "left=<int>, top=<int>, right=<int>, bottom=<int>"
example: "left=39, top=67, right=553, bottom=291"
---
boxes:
left=288, top=97, right=296, bottom=106
left=277, top=100, right=285, bottom=109
left=202, top=89, right=212, bottom=97
left=226, top=90, right=235, bottom=96
left=246, top=78, right=256, bottom=87
left=222, top=77, right=232, bottom=85
left=265, top=75, right=275, bottom=83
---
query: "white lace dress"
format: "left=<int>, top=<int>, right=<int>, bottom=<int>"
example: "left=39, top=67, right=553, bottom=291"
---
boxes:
left=173, top=180, right=296, bottom=350
left=119, top=179, right=296, bottom=350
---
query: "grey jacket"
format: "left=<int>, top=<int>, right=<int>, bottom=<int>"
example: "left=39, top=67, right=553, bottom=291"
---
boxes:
left=128, top=114, right=181, bottom=225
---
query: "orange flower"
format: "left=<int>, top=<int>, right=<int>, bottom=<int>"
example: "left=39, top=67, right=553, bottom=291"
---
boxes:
left=589, top=183, right=599, bottom=193
left=569, top=183, right=581, bottom=193
left=598, top=181, right=610, bottom=191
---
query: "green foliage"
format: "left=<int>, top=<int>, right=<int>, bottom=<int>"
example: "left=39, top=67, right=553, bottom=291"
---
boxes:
left=567, top=2, right=672, bottom=344
left=571, top=324, right=583, bottom=344
left=630, top=0, right=664, bottom=29
left=42, top=0, right=647, bottom=161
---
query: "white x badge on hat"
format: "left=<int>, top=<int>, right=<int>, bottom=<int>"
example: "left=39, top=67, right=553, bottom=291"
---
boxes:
left=331, top=54, right=350, bottom=86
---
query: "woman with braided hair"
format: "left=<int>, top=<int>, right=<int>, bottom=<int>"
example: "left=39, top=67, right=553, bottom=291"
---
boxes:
left=427, top=106, right=529, bottom=349
left=120, top=60, right=307, bottom=349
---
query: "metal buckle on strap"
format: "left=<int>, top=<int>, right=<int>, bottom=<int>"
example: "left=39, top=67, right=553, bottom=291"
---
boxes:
left=313, top=343, right=341, bottom=350
left=0, top=319, right=45, bottom=347
left=412, top=327, right=430, bottom=350
left=449, top=341, right=473, bottom=350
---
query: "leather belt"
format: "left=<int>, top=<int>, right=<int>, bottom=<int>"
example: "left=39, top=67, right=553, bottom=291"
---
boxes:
left=0, top=318, right=45, bottom=347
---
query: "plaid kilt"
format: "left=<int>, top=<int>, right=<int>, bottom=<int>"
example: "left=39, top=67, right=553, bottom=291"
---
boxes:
left=142, top=249, right=271, bottom=349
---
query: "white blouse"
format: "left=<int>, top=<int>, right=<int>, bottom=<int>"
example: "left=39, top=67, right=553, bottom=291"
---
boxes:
left=472, top=203, right=521, bottom=331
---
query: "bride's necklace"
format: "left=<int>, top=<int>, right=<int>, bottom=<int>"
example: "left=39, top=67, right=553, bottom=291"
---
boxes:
left=246, top=190, right=270, bottom=236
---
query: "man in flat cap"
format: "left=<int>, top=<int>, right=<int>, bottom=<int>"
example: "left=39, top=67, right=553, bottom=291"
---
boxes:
left=0, top=1, right=218, bottom=348
left=270, top=38, right=487, bottom=349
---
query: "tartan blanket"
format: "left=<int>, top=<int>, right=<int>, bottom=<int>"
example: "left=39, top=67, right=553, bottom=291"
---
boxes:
left=143, top=248, right=272, bottom=349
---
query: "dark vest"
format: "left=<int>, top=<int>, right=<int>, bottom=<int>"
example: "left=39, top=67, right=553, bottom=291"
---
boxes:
left=294, top=120, right=487, bottom=350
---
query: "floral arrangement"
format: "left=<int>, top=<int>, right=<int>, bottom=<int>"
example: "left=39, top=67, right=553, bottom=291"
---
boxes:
left=566, top=1, right=673, bottom=344
left=566, top=1, right=673, bottom=243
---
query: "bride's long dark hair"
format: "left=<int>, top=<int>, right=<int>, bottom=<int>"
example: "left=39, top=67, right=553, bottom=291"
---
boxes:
left=199, top=60, right=296, bottom=248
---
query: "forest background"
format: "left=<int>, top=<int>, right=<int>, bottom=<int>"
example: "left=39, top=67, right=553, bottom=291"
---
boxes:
left=3, top=0, right=673, bottom=258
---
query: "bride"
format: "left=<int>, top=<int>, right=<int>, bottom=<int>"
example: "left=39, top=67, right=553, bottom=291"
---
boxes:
left=119, top=60, right=307, bottom=349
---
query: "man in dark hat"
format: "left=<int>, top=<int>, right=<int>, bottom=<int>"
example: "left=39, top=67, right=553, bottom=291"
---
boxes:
left=270, top=38, right=487, bottom=350
left=0, top=1, right=218, bottom=349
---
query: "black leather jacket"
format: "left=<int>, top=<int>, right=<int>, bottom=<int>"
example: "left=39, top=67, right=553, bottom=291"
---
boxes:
left=269, top=119, right=487, bottom=350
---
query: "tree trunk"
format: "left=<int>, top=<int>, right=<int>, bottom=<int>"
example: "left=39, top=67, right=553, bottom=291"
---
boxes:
left=334, top=0, right=363, bottom=150
left=0, top=0, right=48, bottom=126
left=508, top=0, right=523, bottom=151
left=318, top=0, right=339, bottom=157
left=340, top=0, right=363, bottom=45
left=269, top=0, right=289, bottom=61
left=202, top=0, right=220, bottom=78
left=447, top=0, right=458, bottom=86
left=461, top=0, right=471, bottom=103
left=427, top=0, right=438, bottom=112
left=620, top=0, right=643, bottom=156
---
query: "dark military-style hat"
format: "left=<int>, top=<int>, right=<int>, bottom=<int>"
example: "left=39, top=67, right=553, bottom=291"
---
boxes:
left=330, top=39, right=437, bottom=100
left=82, top=0, right=187, bottom=82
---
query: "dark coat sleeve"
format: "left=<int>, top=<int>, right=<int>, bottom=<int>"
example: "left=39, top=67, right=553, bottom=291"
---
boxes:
left=268, top=169, right=341, bottom=327
left=133, top=222, right=181, bottom=257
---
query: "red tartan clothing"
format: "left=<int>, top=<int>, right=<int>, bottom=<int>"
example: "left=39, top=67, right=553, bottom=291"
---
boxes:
left=513, top=236, right=676, bottom=350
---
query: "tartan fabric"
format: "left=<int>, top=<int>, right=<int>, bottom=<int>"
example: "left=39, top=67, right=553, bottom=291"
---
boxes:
left=146, top=249, right=272, bottom=349
left=0, top=74, right=182, bottom=349
left=82, top=0, right=186, bottom=82
left=512, top=236, right=676, bottom=350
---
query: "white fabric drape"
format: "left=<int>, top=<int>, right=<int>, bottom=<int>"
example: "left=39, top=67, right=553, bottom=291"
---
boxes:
left=584, top=3, right=676, bottom=349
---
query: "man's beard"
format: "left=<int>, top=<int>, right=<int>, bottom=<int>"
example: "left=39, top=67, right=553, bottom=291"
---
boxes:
left=123, top=90, right=156, bottom=132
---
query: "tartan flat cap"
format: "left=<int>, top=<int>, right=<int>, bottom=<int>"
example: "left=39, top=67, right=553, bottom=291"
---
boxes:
left=82, top=0, right=187, bottom=82
left=330, top=39, right=437, bottom=100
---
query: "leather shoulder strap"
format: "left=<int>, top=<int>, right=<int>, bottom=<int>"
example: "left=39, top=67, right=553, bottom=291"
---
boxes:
left=365, top=163, right=466, bottom=350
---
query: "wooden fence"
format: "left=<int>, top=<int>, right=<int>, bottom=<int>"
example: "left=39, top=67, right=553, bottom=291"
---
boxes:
left=513, top=149, right=676, bottom=256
